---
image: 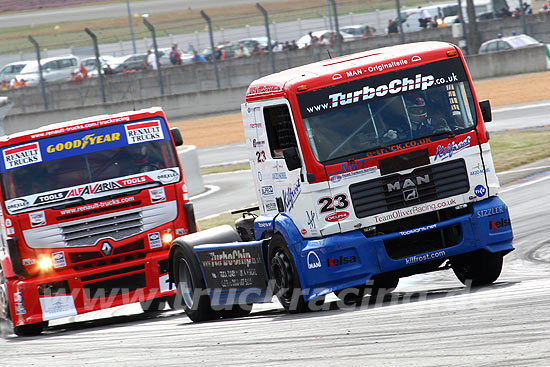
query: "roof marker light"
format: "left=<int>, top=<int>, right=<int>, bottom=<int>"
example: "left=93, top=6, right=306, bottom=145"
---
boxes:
left=297, top=85, right=308, bottom=92
left=447, top=50, right=458, bottom=57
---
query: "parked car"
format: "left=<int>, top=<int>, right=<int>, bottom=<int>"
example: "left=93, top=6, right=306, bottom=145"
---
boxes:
left=339, top=25, right=377, bottom=39
left=0, top=61, right=31, bottom=83
left=104, top=53, right=147, bottom=74
left=237, top=37, right=275, bottom=51
left=478, top=34, right=541, bottom=54
left=296, top=29, right=355, bottom=48
left=81, top=56, right=116, bottom=77
left=13, top=55, right=79, bottom=86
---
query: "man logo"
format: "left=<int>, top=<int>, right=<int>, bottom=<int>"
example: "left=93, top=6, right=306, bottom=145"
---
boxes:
left=307, top=251, right=322, bottom=270
left=403, top=188, right=418, bottom=201
left=387, top=174, right=430, bottom=193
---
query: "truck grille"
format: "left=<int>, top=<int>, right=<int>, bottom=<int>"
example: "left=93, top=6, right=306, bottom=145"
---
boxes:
left=23, top=201, right=178, bottom=249
left=350, top=159, right=469, bottom=218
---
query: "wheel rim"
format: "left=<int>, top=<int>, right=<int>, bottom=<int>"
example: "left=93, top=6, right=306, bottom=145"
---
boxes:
left=177, top=258, right=194, bottom=309
left=270, top=249, right=294, bottom=303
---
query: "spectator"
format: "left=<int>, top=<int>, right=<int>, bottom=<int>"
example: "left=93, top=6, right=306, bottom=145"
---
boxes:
left=192, top=50, right=207, bottom=63
left=513, top=7, right=521, bottom=17
left=169, top=43, right=181, bottom=65
left=415, top=6, right=431, bottom=29
left=318, top=35, right=330, bottom=46
left=430, top=15, right=439, bottom=28
left=1, top=80, right=9, bottom=91
left=387, top=19, right=398, bottom=34
left=306, top=31, right=319, bottom=48
left=362, top=25, right=375, bottom=38
left=541, top=3, right=550, bottom=13
left=290, top=40, right=299, bottom=50
left=146, top=50, right=159, bottom=70
left=523, top=2, right=532, bottom=14
left=79, top=62, right=88, bottom=79
left=234, top=44, right=250, bottom=58
left=499, top=7, right=512, bottom=17
left=70, top=71, right=83, bottom=83
left=251, top=44, right=263, bottom=55
left=12, top=78, right=27, bottom=89
left=103, top=64, right=115, bottom=75
left=213, top=46, right=224, bottom=60
left=272, top=41, right=284, bottom=52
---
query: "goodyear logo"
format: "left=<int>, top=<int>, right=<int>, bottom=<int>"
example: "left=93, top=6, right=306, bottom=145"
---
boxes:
left=46, top=133, right=121, bottom=153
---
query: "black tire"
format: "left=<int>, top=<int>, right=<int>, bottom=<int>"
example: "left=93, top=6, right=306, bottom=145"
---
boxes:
left=452, top=251, right=503, bottom=286
left=268, top=235, right=325, bottom=313
left=166, top=294, right=179, bottom=310
left=140, top=297, right=167, bottom=313
left=172, top=246, right=215, bottom=322
left=13, top=321, right=47, bottom=337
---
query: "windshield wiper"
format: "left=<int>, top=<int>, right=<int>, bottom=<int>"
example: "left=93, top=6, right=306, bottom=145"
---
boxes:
left=424, top=127, right=456, bottom=140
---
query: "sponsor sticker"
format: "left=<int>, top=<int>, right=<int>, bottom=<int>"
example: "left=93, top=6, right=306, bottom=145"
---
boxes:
left=125, top=120, right=164, bottom=144
left=325, top=211, right=350, bottom=222
left=157, top=169, right=180, bottom=184
left=148, top=232, right=162, bottom=249
left=159, top=273, right=175, bottom=293
left=476, top=206, right=504, bottom=218
left=434, top=136, right=471, bottom=161
left=7, top=227, right=15, bottom=235
left=52, top=251, right=67, bottom=268
left=5, top=198, right=29, bottom=211
left=474, top=185, right=486, bottom=198
left=149, top=187, right=167, bottom=203
left=5, top=219, right=12, bottom=227
left=176, top=228, right=188, bottom=235
left=272, top=172, right=287, bottom=181
left=327, top=255, right=357, bottom=267
left=261, top=185, right=274, bottom=196
left=40, top=295, right=77, bottom=321
left=22, top=258, right=35, bottom=266
left=29, top=211, right=46, bottom=227
left=489, top=218, right=511, bottom=230
left=282, top=178, right=301, bottom=211
left=3, top=142, right=43, bottom=170
left=307, top=251, right=322, bottom=270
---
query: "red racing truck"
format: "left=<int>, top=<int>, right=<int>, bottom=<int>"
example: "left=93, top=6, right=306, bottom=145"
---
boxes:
left=168, top=41, right=514, bottom=321
left=0, top=107, right=196, bottom=336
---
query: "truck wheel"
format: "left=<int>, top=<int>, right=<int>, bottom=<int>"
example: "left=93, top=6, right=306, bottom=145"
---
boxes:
left=172, top=246, right=215, bottom=322
left=140, top=297, right=167, bottom=313
left=13, top=322, right=47, bottom=337
left=452, top=251, right=503, bottom=286
left=268, top=236, right=324, bottom=313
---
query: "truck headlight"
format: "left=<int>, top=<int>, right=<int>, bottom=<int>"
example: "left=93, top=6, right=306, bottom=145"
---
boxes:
left=38, top=256, right=54, bottom=271
left=161, top=231, right=173, bottom=246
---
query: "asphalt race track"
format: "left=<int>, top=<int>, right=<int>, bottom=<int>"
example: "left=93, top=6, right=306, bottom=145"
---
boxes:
left=1, top=168, right=549, bottom=366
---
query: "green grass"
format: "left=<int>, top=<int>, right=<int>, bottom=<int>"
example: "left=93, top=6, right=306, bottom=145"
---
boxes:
left=490, top=130, right=550, bottom=172
left=1, top=0, right=429, bottom=55
left=200, top=162, right=250, bottom=176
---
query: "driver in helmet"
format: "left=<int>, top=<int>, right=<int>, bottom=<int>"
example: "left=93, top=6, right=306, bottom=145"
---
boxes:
left=405, top=94, right=450, bottom=138
left=130, top=144, right=160, bottom=173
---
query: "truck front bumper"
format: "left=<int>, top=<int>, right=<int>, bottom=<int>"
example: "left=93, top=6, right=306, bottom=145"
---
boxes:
left=6, top=249, right=174, bottom=327
left=287, top=196, right=514, bottom=301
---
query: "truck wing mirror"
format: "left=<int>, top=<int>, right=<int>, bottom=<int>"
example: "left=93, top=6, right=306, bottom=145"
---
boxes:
left=479, top=100, right=492, bottom=123
left=170, top=127, right=183, bottom=146
left=282, top=147, right=301, bottom=171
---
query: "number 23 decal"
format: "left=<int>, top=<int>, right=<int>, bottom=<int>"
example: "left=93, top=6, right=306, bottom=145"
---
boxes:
left=256, top=150, right=266, bottom=163
left=318, top=194, right=349, bottom=213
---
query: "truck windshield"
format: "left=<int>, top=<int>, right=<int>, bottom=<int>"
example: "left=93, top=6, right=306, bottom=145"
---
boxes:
left=297, top=57, right=477, bottom=163
left=1, top=118, right=179, bottom=213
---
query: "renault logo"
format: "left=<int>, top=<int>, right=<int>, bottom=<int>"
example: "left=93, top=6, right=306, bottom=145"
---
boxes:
left=101, top=242, right=112, bottom=256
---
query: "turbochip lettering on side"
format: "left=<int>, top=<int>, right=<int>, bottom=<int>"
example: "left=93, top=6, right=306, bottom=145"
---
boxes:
left=196, top=245, right=267, bottom=289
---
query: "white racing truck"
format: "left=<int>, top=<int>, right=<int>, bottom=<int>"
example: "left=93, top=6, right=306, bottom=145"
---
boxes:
left=167, top=41, right=514, bottom=321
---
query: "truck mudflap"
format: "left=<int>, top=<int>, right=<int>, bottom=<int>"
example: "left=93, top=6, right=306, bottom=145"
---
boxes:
left=193, top=241, right=271, bottom=306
